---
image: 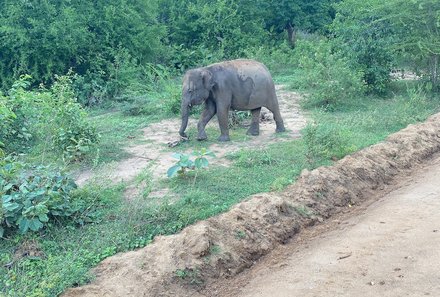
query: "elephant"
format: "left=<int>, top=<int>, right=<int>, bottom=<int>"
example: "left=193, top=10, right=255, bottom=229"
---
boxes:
left=179, top=59, right=286, bottom=142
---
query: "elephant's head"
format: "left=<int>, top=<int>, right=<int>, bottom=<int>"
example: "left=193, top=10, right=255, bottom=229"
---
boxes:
left=179, top=68, right=214, bottom=137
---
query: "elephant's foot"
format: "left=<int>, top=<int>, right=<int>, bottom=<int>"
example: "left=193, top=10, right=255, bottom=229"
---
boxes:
left=218, top=135, right=230, bottom=142
left=275, top=122, right=286, bottom=133
left=197, top=131, right=208, bottom=141
left=246, top=125, right=260, bottom=136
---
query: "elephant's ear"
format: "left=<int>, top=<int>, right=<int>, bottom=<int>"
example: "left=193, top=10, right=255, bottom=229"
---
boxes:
left=201, top=70, right=215, bottom=90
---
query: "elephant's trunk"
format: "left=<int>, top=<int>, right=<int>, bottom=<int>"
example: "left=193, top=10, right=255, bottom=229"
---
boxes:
left=179, top=102, right=190, bottom=137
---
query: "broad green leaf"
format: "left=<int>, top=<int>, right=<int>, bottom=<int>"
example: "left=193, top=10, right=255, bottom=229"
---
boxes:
left=200, top=158, right=209, bottom=167
left=205, top=151, right=216, bottom=157
left=167, top=165, right=182, bottom=178
left=3, top=202, right=21, bottom=212
left=28, top=218, right=44, bottom=231
left=18, top=217, right=30, bottom=234
left=38, top=213, right=49, bottom=223
left=194, top=158, right=202, bottom=169
left=172, top=153, right=182, bottom=159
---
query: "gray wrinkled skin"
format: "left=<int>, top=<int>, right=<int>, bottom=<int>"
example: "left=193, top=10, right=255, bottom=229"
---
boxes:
left=179, top=59, right=285, bottom=142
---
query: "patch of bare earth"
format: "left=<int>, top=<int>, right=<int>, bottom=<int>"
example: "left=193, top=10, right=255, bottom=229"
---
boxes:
left=213, top=154, right=440, bottom=297
left=75, top=85, right=306, bottom=194
left=63, top=112, right=440, bottom=297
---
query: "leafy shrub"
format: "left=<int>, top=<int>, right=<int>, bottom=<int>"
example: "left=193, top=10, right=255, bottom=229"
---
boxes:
left=303, top=121, right=357, bottom=166
left=0, top=157, right=80, bottom=236
left=0, top=75, right=99, bottom=162
left=294, top=39, right=366, bottom=110
left=332, top=0, right=395, bottom=95
left=167, top=149, right=215, bottom=178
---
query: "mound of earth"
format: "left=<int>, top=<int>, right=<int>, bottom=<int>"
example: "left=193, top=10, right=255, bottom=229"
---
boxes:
left=64, top=113, right=440, bottom=297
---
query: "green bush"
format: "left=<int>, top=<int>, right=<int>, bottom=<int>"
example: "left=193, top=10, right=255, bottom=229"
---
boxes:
left=0, top=0, right=166, bottom=100
left=294, top=39, right=366, bottom=110
left=0, top=96, right=16, bottom=157
left=303, top=121, right=357, bottom=166
left=245, top=42, right=299, bottom=75
left=1, top=75, right=99, bottom=162
left=332, top=0, right=395, bottom=95
left=0, top=157, right=80, bottom=237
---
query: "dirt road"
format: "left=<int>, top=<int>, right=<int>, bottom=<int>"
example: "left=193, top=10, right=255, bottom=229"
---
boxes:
left=213, top=155, right=440, bottom=297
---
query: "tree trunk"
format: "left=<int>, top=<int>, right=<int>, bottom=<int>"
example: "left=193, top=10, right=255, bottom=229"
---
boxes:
left=429, top=54, right=439, bottom=90
left=286, top=23, right=297, bottom=48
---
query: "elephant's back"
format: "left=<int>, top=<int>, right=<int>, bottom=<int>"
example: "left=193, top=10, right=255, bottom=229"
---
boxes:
left=209, top=59, right=274, bottom=88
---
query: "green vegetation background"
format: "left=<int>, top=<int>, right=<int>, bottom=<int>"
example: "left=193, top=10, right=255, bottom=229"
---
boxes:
left=1, top=0, right=440, bottom=296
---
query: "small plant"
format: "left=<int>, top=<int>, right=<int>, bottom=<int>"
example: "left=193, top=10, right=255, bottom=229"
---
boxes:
left=270, top=176, right=292, bottom=191
left=174, top=268, right=204, bottom=285
left=229, top=148, right=278, bottom=168
left=167, top=148, right=215, bottom=178
left=228, top=110, right=251, bottom=128
left=235, top=230, right=246, bottom=240
left=294, top=205, right=313, bottom=217
left=209, top=244, right=221, bottom=255
left=303, top=121, right=357, bottom=167
left=0, top=156, right=91, bottom=236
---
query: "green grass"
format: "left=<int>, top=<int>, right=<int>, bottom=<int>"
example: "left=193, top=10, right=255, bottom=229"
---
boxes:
left=2, top=74, right=440, bottom=296
left=77, top=80, right=182, bottom=167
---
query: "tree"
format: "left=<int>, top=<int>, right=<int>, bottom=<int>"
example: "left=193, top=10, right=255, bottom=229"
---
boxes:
left=382, top=0, right=440, bottom=89
left=255, top=0, right=337, bottom=47
left=0, top=0, right=166, bottom=91
left=159, top=0, right=267, bottom=64
left=332, top=0, right=395, bottom=94
left=333, top=0, right=440, bottom=92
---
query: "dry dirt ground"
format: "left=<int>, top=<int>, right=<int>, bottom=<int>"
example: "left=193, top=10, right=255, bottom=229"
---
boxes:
left=212, top=154, right=440, bottom=297
left=63, top=112, right=440, bottom=297
left=75, top=85, right=307, bottom=192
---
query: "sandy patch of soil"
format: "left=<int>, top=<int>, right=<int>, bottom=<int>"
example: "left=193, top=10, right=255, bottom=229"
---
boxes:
left=63, top=112, right=440, bottom=297
left=75, top=85, right=306, bottom=189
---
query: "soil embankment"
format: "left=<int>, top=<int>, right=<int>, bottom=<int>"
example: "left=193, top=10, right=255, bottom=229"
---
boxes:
left=64, top=113, right=440, bottom=297
left=213, top=154, right=440, bottom=297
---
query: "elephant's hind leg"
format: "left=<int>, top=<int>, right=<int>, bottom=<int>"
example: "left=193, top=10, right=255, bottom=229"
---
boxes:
left=197, top=100, right=216, bottom=141
left=246, top=107, right=261, bottom=136
left=266, top=101, right=286, bottom=133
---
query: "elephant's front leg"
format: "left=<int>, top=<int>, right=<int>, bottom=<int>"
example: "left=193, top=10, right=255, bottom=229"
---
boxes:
left=246, top=107, right=261, bottom=136
left=216, top=105, right=231, bottom=142
left=197, top=99, right=216, bottom=141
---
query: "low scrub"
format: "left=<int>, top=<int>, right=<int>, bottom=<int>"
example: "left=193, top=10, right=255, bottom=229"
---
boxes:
left=303, top=121, right=357, bottom=167
left=293, top=39, right=366, bottom=110
left=0, top=75, right=99, bottom=162
left=0, top=157, right=83, bottom=237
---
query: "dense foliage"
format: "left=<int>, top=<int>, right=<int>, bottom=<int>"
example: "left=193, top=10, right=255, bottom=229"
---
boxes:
left=1, top=1, right=440, bottom=296
left=0, top=0, right=166, bottom=102
left=294, top=39, right=366, bottom=109
left=0, top=75, right=99, bottom=162
left=333, top=0, right=440, bottom=93
left=0, top=0, right=340, bottom=103
left=0, top=157, right=82, bottom=236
